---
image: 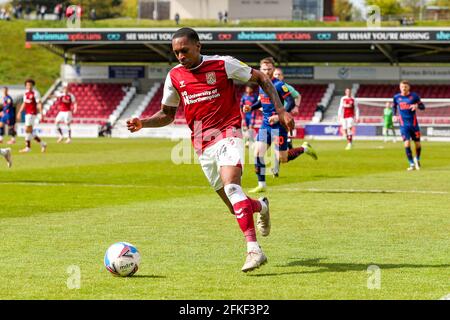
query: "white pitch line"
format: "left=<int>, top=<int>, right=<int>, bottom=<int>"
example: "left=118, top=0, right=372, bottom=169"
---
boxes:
left=273, top=187, right=448, bottom=195
left=0, top=181, right=208, bottom=189
left=0, top=181, right=447, bottom=194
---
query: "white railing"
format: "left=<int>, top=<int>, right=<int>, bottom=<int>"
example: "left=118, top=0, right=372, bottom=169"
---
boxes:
left=131, top=82, right=161, bottom=118
left=108, top=87, right=136, bottom=126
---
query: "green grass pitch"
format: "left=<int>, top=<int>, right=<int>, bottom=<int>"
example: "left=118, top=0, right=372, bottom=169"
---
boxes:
left=0, top=138, right=449, bottom=299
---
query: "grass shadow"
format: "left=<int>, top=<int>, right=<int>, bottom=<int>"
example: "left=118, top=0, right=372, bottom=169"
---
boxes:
left=249, top=258, right=450, bottom=277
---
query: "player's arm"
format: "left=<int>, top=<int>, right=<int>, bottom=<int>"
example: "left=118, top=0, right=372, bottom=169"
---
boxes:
left=246, top=99, right=261, bottom=112
left=295, top=93, right=301, bottom=108
left=71, top=94, right=78, bottom=114
left=284, top=94, right=295, bottom=113
left=127, top=104, right=177, bottom=132
left=128, top=71, right=180, bottom=133
left=249, top=70, right=294, bottom=131
left=16, top=103, right=24, bottom=121
left=415, top=95, right=425, bottom=111
left=392, top=97, right=398, bottom=122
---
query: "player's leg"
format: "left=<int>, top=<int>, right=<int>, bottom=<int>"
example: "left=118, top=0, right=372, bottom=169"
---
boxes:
left=248, top=125, right=255, bottom=145
left=280, top=127, right=317, bottom=162
left=29, top=115, right=47, bottom=152
left=221, top=165, right=268, bottom=272
left=412, top=129, right=421, bottom=170
left=0, top=122, right=4, bottom=143
left=345, top=119, right=353, bottom=150
left=55, top=113, right=64, bottom=143
left=390, top=126, right=397, bottom=142
left=217, top=137, right=269, bottom=271
left=249, top=136, right=269, bottom=193
left=65, top=112, right=72, bottom=143
left=7, top=118, right=16, bottom=144
left=383, top=126, right=388, bottom=142
left=19, top=116, right=33, bottom=152
left=0, top=147, right=12, bottom=168
left=216, top=187, right=235, bottom=215
left=401, top=126, right=415, bottom=170
left=32, top=128, right=47, bottom=153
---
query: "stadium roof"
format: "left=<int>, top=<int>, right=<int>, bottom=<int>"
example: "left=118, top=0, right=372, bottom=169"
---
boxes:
left=26, top=27, right=450, bottom=65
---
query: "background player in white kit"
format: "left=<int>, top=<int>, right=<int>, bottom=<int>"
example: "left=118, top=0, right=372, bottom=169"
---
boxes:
left=338, top=88, right=359, bottom=150
left=52, top=83, right=77, bottom=143
left=16, top=79, right=47, bottom=153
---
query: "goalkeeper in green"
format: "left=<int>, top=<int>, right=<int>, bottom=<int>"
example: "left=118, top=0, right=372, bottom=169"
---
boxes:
left=383, top=102, right=396, bottom=143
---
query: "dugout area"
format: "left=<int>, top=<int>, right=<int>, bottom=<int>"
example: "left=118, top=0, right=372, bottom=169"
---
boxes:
left=23, top=27, right=450, bottom=141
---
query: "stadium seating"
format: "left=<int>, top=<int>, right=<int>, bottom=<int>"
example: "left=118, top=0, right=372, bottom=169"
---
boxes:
left=356, top=84, right=450, bottom=124
left=139, top=83, right=328, bottom=124
left=292, top=84, right=328, bottom=121
left=43, top=83, right=128, bottom=125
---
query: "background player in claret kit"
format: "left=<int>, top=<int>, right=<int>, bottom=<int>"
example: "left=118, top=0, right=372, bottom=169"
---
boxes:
left=240, top=85, right=258, bottom=147
left=244, top=57, right=317, bottom=192
left=52, top=84, right=77, bottom=143
left=392, top=80, right=425, bottom=171
left=338, top=88, right=359, bottom=150
left=126, top=28, right=295, bottom=272
left=0, top=87, right=17, bottom=145
left=383, top=101, right=397, bottom=143
left=16, top=79, right=47, bottom=153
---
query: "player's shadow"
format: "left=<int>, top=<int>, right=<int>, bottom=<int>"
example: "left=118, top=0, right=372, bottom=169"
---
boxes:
left=248, top=257, right=450, bottom=277
left=130, top=274, right=166, bottom=279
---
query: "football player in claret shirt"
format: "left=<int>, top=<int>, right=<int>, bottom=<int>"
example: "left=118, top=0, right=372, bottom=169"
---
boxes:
left=392, top=80, right=425, bottom=171
left=127, top=28, right=295, bottom=272
left=52, top=83, right=78, bottom=144
left=338, top=88, right=359, bottom=150
left=16, top=79, right=47, bottom=153
left=239, top=85, right=258, bottom=147
left=0, top=86, right=17, bottom=145
left=244, top=57, right=317, bottom=192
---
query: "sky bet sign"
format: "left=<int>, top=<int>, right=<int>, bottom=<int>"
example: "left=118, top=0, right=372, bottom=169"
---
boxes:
left=436, top=31, right=450, bottom=41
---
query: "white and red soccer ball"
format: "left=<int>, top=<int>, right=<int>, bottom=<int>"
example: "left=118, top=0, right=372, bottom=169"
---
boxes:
left=104, top=242, right=141, bottom=277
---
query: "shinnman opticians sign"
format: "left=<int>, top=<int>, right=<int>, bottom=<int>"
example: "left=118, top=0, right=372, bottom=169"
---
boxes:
left=25, top=28, right=450, bottom=44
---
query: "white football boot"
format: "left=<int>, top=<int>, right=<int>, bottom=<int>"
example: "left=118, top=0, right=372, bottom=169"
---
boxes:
left=256, top=197, right=270, bottom=237
left=241, top=251, right=268, bottom=273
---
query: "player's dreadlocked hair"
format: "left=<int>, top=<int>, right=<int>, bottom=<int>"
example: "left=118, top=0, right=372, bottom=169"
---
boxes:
left=172, top=27, right=200, bottom=43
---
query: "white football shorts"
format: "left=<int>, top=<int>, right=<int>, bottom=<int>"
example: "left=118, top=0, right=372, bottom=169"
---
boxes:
left=24, top=114, right=38, bottom=127
left=341, top=117, right=354, bottom=130
left=55, top=111, right=73, bottom=124
left=198, top=137, right=245, bottom=191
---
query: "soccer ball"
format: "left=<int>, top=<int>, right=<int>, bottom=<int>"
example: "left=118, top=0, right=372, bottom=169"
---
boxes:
left=104, top=242, right=141, bottom=277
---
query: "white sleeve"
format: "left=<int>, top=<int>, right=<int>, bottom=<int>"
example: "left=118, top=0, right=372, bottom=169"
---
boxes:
left=70, top=93, right=76, bottom=103
left=34, top=89, right=42, bottom=103
left=161, top=73, right=180, bottom=107
left=223, top=56, right=252, bottom=82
